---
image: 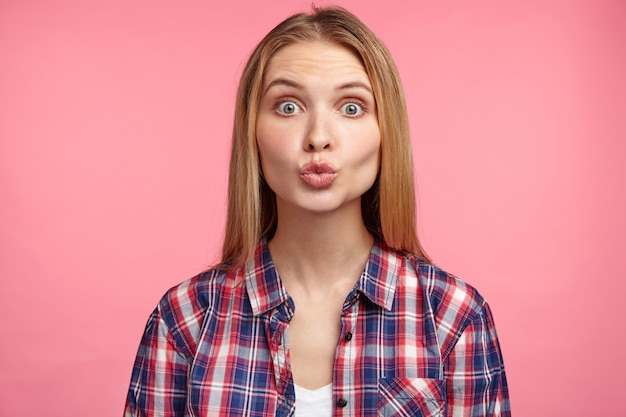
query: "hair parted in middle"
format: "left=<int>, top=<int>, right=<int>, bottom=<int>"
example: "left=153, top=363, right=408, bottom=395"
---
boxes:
left=220, top=6, right=430, bottom=269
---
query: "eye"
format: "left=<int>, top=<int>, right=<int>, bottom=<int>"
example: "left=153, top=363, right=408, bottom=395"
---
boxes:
left=276, top=101, right=301, bottom=115
left=340, top=102, right=364, bottom=116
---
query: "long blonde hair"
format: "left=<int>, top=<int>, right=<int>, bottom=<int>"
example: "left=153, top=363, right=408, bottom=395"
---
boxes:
left=220, top=6, right=430, bottom=269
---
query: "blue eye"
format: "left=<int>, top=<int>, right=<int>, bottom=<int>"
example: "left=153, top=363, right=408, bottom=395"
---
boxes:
left=277, top=101, right=300, bottom=115
left=341, top=102, right=363, bottom=116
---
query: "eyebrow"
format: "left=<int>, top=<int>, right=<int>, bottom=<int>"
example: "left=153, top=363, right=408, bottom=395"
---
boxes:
left=263, top=78, right=373, bottom=95
left=264, top=78, right=301, bottom=94
left=336, top=81, right=373, bottom=94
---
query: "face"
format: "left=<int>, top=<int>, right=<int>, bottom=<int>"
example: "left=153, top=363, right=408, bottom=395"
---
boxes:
left=256, top=41, right=381, bottom=217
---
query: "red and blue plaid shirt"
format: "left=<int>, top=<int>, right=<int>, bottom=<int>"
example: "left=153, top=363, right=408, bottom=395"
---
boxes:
left=125, top=240, right=510, bottom=416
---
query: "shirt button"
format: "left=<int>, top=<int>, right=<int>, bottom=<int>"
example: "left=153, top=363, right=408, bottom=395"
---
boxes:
left=337, top=397, right=348, bottom=408
left=345, top=332, right=353, bottom=341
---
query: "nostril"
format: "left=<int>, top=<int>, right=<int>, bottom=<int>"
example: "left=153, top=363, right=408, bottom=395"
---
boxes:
left=308, top=144, right=315, bottom=150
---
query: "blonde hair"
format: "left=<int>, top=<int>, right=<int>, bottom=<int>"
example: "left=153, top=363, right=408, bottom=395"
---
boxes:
left=220, top=6, right=430, bottom=269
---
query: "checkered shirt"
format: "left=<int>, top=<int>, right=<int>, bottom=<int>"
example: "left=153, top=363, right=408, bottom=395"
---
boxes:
left=125, top=239, right=511, bottom=416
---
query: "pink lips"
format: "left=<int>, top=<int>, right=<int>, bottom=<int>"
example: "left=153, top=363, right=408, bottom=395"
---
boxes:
left=300, top=161, right=337, bottom=189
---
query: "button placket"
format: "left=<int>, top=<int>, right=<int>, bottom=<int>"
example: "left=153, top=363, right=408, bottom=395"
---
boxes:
left=334, top=291, right=358, bottom=413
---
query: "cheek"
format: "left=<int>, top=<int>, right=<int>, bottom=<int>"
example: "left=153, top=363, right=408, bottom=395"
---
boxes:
left=257, top=139, right=282, bottom=167
left=256, top=118, right=294, bottom=164
left=256, top=123, right=279, bottom=165
left=257, top=145, right=276, bottom=181
left=257, top=136, right=293, bottom=181
left=354, top=127, right=381, bottom=167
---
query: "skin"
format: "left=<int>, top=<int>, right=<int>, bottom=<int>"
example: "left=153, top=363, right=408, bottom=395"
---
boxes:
left=256, top=41, right=381, bottom=390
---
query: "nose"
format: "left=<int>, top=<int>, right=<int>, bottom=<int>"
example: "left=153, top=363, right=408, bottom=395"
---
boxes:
left=304, top=111, right=332, bottom=151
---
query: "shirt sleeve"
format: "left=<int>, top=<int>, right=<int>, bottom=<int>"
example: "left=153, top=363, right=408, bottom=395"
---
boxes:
left=124, top=307, right=190, bottom=417
left=444, top=302, right=511, bottom=417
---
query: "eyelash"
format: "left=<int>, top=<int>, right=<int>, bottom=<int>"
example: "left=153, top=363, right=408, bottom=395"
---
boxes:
left=341, top=99, right=368, bottom=116
left=272, top=97, right=369, bottom=117
left=273, top=97, right=302, bottom=115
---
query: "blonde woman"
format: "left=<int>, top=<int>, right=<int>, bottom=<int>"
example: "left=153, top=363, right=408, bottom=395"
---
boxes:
left=125, top=7, right=510, bottom=417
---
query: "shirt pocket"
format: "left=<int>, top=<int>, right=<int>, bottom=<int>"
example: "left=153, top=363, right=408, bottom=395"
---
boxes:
left=377, top=377, right=446, bottom=417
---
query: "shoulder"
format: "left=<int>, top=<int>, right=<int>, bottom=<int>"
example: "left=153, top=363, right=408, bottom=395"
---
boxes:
left=154, top=267, right=236, bottom=358
left=409, top=256, right=486, bottom=318
left=404, top=254, right=490, bottom=357
left=157, top=267, right=237, bottom=325
left=375, top=242, right=486, bottom=320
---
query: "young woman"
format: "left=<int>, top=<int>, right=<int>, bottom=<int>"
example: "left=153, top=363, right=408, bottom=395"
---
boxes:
left=125, top=7, right=511, bottom=417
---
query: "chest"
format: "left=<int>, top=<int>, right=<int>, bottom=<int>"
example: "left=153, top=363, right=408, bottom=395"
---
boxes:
left=185, top=296, right=444, bottom=416
left=287, top=294, right=344, bottom=389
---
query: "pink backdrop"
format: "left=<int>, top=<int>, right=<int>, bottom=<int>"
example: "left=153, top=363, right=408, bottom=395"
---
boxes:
left=1, top=0, right=624, bottom=415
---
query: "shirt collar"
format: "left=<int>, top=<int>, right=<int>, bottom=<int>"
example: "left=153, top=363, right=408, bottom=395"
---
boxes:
left=355, top=239, right=399, bottom=311
left=244, top=239, right=400, bottom=316
left=244, top=241, right=290, bottom=316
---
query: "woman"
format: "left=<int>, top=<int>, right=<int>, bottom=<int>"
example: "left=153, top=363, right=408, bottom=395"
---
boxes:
left=125, top=7, right=511, bottom=417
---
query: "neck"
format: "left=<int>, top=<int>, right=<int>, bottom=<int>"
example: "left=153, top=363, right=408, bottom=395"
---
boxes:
left=268, top=201, right=374, bottom=292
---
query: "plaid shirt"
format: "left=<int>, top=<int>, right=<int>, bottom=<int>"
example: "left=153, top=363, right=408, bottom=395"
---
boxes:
left=125, top=240, right=510, bottom=416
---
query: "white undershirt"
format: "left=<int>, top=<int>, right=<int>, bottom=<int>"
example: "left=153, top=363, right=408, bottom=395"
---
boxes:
left=294, top=384, right=333, bottom=417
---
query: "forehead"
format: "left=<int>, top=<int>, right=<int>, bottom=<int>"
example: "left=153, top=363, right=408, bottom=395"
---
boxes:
left=263, top=41, right=370, bottom=85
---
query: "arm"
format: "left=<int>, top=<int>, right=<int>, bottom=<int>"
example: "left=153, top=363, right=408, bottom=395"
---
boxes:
left=124, top=308, right=190, bottom=417
left=444, top=302, right=511, bottom=417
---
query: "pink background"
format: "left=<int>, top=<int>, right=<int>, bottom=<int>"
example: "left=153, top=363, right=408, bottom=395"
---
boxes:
left=1, top=0, right=624, bottom=415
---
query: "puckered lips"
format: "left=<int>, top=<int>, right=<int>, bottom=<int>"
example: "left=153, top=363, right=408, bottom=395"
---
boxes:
left=300, top=161, right=337, bottom=189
